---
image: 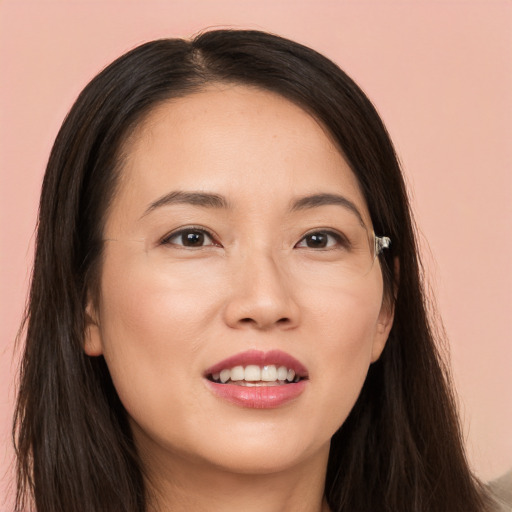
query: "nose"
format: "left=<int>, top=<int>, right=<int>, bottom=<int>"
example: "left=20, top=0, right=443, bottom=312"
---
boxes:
left=222, top=250, right=300, bottom=331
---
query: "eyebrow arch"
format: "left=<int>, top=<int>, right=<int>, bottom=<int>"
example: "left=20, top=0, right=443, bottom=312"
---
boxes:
left=141, top=191, right=230, bottom=218
left=291, top=193, right=365, bottom=226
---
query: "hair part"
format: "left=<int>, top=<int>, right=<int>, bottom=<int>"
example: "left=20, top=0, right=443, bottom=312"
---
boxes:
left=13, top=29, right=495, bottom=511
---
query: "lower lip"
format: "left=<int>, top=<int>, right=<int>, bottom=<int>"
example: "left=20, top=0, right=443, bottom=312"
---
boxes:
left=205, top=380, right=307, bottom=409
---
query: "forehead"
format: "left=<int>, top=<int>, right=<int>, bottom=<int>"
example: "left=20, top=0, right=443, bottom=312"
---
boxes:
left=111, top=84, right=370, bottom=227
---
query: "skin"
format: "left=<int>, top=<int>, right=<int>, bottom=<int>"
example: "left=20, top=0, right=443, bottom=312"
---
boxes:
left=85, top=83, right=394, bottom=512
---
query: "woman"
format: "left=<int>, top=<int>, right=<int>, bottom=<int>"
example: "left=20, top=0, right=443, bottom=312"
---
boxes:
left=13, top=29, right=497, bottom=511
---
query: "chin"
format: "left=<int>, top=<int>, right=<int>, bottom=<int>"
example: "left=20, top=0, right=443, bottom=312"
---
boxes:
left=132, top=413, right=332, bottom=477
left=195, top=435, right=331, bottom=476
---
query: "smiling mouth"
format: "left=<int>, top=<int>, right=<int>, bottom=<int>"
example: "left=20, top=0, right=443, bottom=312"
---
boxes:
left=207, top=364, right=305, bottom=386
left=204, top=351, right=308, bottom=408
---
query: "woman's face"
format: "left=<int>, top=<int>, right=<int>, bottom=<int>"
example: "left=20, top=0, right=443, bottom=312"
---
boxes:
left=85, top=84, right=393, bottom=476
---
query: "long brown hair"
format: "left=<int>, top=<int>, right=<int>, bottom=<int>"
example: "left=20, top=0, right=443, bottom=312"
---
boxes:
left=13, top=29, right=495, bottom=511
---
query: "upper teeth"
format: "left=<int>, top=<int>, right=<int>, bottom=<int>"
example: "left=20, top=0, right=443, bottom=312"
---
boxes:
left=212, top=365, right=298, bottom=384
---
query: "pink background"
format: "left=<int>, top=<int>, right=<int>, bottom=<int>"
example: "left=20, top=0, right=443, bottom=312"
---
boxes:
left=1, top=0, right=511, bottom=506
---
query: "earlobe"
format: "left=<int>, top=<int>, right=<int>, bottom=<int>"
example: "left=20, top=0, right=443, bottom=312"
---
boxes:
left=84, top=302, right=103, bottom=356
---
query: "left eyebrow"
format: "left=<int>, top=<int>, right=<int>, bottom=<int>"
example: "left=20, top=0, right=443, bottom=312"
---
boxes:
left=290, top=193, right=365, bottom=226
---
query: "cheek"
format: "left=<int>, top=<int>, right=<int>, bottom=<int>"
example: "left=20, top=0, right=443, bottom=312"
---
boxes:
left=96, top=256, right=225, bottom=420
left=99, top=253, right=224, bottom=346
left=301, top=276, right=383, bottom=427
left=304, top=269, right=383, bottom=356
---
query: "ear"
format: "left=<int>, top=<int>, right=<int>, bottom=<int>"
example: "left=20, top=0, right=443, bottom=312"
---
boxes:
left=84, top=299, right=104, bottom=356
left=371, top=258, right=399, bottom=363
left=370, top=298, right=395, bottom=362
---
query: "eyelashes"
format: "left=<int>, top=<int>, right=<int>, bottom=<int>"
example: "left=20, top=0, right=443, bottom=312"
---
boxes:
left=295, top=230, right=350, bottom=250
left=160, top=226, right=220, bottom=248
left=160, top=226, right=351, bottom=250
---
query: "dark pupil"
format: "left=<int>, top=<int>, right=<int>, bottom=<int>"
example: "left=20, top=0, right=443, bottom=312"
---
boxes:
left=306, top=233, right=327, bottom=248
left=183, top=231, right=204, bottom=246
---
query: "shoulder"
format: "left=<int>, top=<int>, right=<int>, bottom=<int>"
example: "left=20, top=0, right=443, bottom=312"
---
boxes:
left=488, top=469, right=512, bottom=512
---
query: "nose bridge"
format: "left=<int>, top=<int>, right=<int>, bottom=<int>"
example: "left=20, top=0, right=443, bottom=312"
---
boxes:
left=223, top=243, right=299, bottom=330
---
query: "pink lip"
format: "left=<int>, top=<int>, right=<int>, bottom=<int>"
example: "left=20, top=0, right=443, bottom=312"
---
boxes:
left=203, top=350, right=308, bottom=409
left=204, top=349, right=308, bottom=377
left=204, top=379, right=307, bottom=409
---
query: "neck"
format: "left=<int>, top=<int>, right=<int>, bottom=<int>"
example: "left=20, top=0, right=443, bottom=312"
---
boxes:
left=140, top=441, right=331, bottom=512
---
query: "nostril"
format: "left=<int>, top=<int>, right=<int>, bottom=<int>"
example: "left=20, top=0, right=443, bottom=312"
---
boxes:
left=238, top=317, right=291, bottom=327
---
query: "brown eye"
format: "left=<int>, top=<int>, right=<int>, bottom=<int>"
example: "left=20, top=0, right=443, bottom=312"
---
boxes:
left=304, top=233, right=328, bottom=248
left=162, top=228, right=216, bottom=248
left=295, top=231, right=347, bottom=249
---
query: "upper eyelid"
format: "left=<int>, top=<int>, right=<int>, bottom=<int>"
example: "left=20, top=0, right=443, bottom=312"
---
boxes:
left=300, top=228, right=343, bottom=237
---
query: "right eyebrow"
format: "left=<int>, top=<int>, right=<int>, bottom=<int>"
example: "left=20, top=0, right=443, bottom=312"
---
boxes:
left=140, top=191, right=231, bottom=219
